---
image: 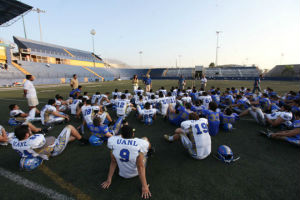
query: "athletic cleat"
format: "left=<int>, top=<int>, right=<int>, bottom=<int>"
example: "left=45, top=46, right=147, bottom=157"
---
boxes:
left=259, top=129, right=273, bottom=138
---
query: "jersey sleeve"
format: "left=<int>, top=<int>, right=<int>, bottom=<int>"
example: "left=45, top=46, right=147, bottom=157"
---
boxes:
left=181, top=121, right=191, bottom=130
left=23, top=81, right=29, bottom=90
left=280, top=112, right=292, bottom=121
left=107, top=136, right=115, bottom=150
left=139, top=139, right=149, bottom=154
left=27, top=134, right=46, bottom=149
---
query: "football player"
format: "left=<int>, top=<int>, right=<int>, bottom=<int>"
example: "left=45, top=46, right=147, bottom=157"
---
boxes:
left=115, top=94, right=136, bottom=117
left=260, top=111, right=300, bottom=146
left=41, top=99, right=69, bottom=126
left=11, top=124, right=89, bottom=170
left=0, top=125, right=14, bottom=146
left=101, top=125, right=152, bottom=199
left=164, top=112, right=211, bottom=159
left=9, top=104, right=41, bottom=123
left=201, top=102, right=220, bottom=136
left=137, top=102, right=157, bottom=125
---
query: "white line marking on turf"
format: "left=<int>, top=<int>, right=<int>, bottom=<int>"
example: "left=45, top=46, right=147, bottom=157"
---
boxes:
left=39, top=90, right=56, bottom=93
left=0, top=167, right=74, bottom=200
left=0, top=98, right=46, bottom=103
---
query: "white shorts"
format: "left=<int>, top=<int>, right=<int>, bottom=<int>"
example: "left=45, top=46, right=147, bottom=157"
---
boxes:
left=27, top=97, right=39, bottom=107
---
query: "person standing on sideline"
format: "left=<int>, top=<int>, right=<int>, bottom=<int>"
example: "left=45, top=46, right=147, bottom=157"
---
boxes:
left=145, top=74, right=152, bottom=92
left=178, top=75, right=186, bottom=90
left=253, top=74, right=262, bottom=93
left=23, top=75, right=39, bottom=113
left=70, top=74, right=79, bottom=90
left=132, top=75, right=139, bottom=91
left=200, top=75, right=207, bottom=90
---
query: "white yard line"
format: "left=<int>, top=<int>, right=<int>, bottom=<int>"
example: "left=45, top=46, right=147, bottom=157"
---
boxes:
left=0, top=167, right=74, bottom=200
left=0, top=98, right=47, bottom=104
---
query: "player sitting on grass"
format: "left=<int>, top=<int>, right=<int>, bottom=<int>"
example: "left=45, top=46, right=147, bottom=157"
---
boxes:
left=9, top=104, right=41, bottom=124
left=137, top=102, right=157, bottom=125
left=11, top=124, right=89, bottom=170
left=164, top=112, right=211, bottom=160
left=220, top=107, right=238, bottom=131
left=70, top=96, right=83, bottom=115
left=88, top=116, right=123, bottom=146
left=260, top=111, right=300, bottom=146
left=115, top=94, right=136, bottom=117
left=168, top=102, right=192, bottom=126
left=201, top=102, right=220, bottom=136
left=41, top=99, right=69, bottom=126
left=0, top=125, right=14, bottom=146
left=101, top=125, right=152, bottom=199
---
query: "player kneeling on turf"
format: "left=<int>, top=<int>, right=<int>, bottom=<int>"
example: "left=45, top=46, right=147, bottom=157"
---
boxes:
left=164, top=112, right=211, bottom=160
left=101, top=125, right=152, bottom=199
left=11, top=124, right=89, bottom=171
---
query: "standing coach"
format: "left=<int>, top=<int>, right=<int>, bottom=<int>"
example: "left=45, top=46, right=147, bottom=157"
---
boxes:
left=23, top=74, right=39, bottom=113
left=253, top=74, right=263, bottom=93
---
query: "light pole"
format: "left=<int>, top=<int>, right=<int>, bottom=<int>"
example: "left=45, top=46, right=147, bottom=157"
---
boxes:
left=139, top=51, right=143, bottom=67
left=32, top=8, right=46, bottom=41
left=90, top=29, right=96, bottom=67
left=22, top=15, right=27, bottom=39
left=215, top=31, right=222, bottom=67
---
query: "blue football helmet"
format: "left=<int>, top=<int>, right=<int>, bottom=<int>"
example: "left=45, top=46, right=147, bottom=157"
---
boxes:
left=89, top=135, right=104, bottom=146
left=216, top=145, right=239, bottom=163
left=223, top=123, right=233, bottom=131
left=19, top=157, right=43, bottom=171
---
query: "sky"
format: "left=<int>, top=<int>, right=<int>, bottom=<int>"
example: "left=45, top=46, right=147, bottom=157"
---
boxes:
left=1, top=0, right=299, bottom=69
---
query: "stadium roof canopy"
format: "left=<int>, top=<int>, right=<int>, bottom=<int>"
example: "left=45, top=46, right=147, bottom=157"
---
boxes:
left=13, top=36, right=103, bottom=62
left=0, top=0, right=33, bottom=27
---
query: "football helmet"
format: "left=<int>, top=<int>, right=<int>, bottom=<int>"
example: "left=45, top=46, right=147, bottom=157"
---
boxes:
left=19, top=157, right=43, bottom=171
left=216, top=145, right=239, bottom=163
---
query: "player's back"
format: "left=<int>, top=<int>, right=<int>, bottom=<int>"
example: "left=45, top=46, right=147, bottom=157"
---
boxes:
left=182, top=119, right=211, bottom=159
left=108, top=136, right=149, bottom=178
left=116, top=99, right=129, bottom=116
left=81, top=105, right=93, bottom=124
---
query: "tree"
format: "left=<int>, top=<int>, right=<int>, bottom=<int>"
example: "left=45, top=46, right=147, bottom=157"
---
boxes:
left=209, top=62, right=215, bottom=68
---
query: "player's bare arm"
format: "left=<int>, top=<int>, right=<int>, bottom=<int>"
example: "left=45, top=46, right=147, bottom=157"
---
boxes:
left=137, top=153, right=151, bottom=199
left=101, top=152, right=117, bottom=189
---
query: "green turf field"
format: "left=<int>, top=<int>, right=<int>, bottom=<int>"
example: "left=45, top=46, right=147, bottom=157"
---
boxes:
left=0, top=80, right=299, bottom=200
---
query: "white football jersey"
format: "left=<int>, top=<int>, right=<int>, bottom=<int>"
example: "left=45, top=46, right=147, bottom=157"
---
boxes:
left=70, top=99, right=82, bottom=115
left=10, top=109, right=24, bottom=117
left=11, top=134, right=46, bottom=158
left=158, top=97, right=169, bottom=116
left=81, top=105, right=93, bottom=124
left=140, top=108, right=157, bottom=121
left=41, top=105, right=57, bottom=125
left=199, top=96, right=212, bottom=109
left=181, top=118, right=211, bottom=159
left=266, top=111, right=293, bottom=121
left=107, top=136, right=149, bottom=178
left=134, top=89, right=144, bottom=95
left=115, top=99, right=131, bottom=116
left=112, top=92, right=122, bottom=98
left=91, top=94, right=101, bottom=104
left=181, top=96, right=192, bottom=103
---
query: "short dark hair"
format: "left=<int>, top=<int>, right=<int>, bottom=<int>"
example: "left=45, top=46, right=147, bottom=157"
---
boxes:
left=78, top=85, right=82, bottom=89
left=209, top=102, right=218, bottom=111
left=121, top=125, right=135, bottom=139
left=9, top=104, right=17, bottom=110
left=48, top=99, right=56, bottom=105
left=14, top=125, right=29, bottom=140
left=145, top=102, right=150, bottom=109
left=86, top=99, right=91, bottom=105
left=189, top=112, right=199, bottom=120
left=73, top=74, right=77, bottom=77
left=26, top=74, right=32, bottom=80
left=225, top=107, right=233, bottom=115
